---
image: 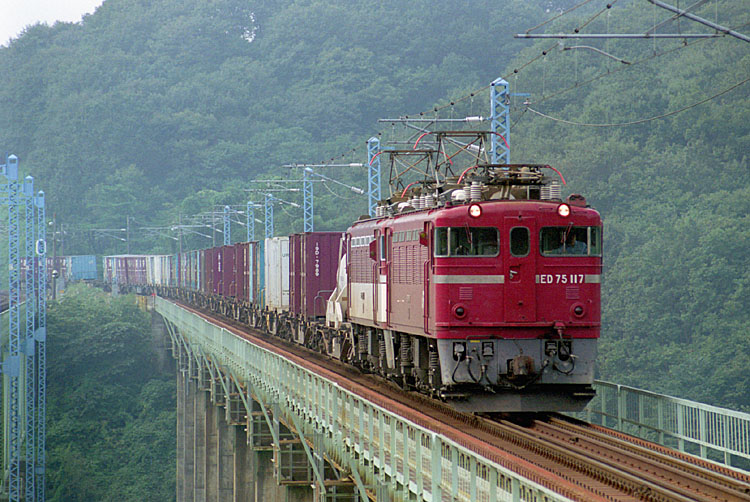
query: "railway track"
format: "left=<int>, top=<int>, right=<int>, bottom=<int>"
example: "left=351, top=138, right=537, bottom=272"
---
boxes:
left=479, top=414, right=750, bottom=502
left=176, top=300, right=750, bottom=501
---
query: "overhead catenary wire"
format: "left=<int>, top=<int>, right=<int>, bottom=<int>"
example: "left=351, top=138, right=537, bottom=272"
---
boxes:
left=525, top=75, right=750, bottom=127
left=289, top=2, right=748, bottom=167
left=524, top=0, right=598, bottom=34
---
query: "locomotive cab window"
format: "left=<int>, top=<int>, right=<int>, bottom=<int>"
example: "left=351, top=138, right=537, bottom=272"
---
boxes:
left=510, top=227, right=530, bottom=257
left=434, top=227, right=499, bottom=257
left=540, top=226, right=601, bottom=256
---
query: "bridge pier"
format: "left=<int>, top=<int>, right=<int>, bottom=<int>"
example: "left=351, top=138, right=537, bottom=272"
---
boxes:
left=167, top=315, right=319, bottom=501
left=233, top=427, right=253, bottom=500
left=193, top=383, right=207, bottom=501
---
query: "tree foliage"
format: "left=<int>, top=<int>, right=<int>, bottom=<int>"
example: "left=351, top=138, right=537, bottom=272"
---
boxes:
left=46, top=285, right=175, bottom=501
left=0, top=0, right=746, bottom=426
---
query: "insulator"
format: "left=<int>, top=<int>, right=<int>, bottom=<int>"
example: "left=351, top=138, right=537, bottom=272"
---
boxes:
left=420, top=195, right=427, bottom=208
left=549, top=182, right=561, bottom=200
left=411, top=196, right=421, bottom=209
left=464, top=184, right=472, bottom=202
left=470, top=181, right=482, bottom=201
left=425, top=194, right=435, bottom=208
left=541, top=185, right=551, bottom=200
left=400, top=334, right=412, bottom=370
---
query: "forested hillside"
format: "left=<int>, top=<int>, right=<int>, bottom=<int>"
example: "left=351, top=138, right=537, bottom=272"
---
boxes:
left=1, top=0, right=748, bottom=412
left=46, top=286, right=174, bottom=501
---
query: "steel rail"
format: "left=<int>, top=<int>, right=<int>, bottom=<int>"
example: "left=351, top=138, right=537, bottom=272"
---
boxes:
left=497, top=416, right=750, bottom=501
left=547, top=416, right=750, bottom=498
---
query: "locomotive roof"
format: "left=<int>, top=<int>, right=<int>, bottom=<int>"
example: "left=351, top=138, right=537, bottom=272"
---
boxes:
left=348, top=199, right=601, bottom=233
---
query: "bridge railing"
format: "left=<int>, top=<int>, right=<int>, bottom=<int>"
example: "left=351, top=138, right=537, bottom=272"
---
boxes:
left=571, top=381, right=750, bottom=471
left=155, top=297, right=575, bottom=502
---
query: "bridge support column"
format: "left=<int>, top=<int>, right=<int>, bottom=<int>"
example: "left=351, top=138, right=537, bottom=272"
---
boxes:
left=206, top=398, right=219, bottom=499
left=193, top=389, right=207, bottom=502
left=217, top=407, right=234, bottom=501
left=183, top=377, right=195, bottom=502
left=177, top=347, right=197, bottom=502
left=233, top=427, right=254, bottom=501
left=176, top=370, right=185, bottom=502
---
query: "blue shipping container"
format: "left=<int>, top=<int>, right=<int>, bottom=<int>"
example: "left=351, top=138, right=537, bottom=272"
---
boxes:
left=68, top=255, right=98, bottom=281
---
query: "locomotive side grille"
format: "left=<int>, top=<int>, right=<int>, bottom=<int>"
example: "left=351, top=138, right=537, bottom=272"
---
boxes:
left=566, top=286, right=580, bottom=300
left=459, top=287, right=473, bottom=300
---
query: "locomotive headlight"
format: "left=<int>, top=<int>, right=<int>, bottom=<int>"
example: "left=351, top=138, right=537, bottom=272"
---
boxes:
left=468, top=204, right=482, bottom=218
left=557, top=203, right=570, bottom=217
left=571, top=303, right=585, bottom=318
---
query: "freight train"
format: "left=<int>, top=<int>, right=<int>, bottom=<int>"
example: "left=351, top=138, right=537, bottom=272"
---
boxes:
left=104, top=164, right=602, bottom=412
left=21, top=255, right=99, bottom=283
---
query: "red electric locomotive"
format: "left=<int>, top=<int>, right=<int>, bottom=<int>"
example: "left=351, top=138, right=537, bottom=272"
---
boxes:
left=329, top=164, right=602, bottom=412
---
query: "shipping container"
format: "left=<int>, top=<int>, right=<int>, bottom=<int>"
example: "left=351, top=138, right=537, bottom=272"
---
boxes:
left=205, top=247, right=221, bottom=295
left=66, top=255, right=98, bottom=281
left=289, top=234, right=303, bottom=315
left=233, top=242, right=250, bottom=302
left=290, top=232, right=343, bottom=318
left=264, top=237, right=289, bottom=311
left=105, top=255, right=148, bottom=285
left=20, top=256, right=68, bottom=284
left=219, top=245, right=235, bottom=297
left=249, top=241, right=261, bottom=304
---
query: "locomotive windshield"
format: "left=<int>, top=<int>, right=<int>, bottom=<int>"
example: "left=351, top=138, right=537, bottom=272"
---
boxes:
left=434, top=227, right=499, bottom=257
left=540, top=226, right=601, bottom=256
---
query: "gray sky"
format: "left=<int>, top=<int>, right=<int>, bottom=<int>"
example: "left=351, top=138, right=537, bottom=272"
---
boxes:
left=1, top=0, right=104, bottom=46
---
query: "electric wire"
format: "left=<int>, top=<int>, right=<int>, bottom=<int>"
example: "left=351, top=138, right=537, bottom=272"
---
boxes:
left=524, top=0, right=598, bottom=34
left=525, top=19, right=750, bottom=113
left=525, top=75, right=750, bottom=127
left=297, top=4, right=749, bottom=166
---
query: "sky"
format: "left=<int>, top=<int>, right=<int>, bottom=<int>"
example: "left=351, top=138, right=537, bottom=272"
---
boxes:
left=1, top=0, right=104, bottom=46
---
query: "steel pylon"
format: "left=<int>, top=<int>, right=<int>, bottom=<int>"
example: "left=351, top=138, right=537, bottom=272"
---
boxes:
left=490, top=78, right=511, bottom=164
left=367, top=137, right=381, bottom=217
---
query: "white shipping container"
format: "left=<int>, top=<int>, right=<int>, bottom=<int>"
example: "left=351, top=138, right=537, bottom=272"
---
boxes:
left=264, top=237, right=290, bottom=311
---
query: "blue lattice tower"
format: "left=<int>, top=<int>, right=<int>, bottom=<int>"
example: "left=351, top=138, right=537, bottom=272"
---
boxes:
left=2, top=154, right=22, bottom=502
left=223, top=205, right=230, bottom=245
left=246, top=202, right=255, bottom=242
left=264, top=193, right=274, bottom=239
left=34, top=190, right=47, bottom=502
left=303, top=168, right=313, bottom=232
left=22, top=176, right=36, bottom=502
left=367, top=137, right=381, bottom=217
left=490, top=78, right=510, bottom=165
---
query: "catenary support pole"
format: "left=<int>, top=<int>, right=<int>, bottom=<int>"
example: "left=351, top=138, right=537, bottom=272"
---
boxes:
left=264, top=194, right=274, bottom=239
left=223, top=206, right=230, bottom=246
left=303, top=168, right=313, bottom=232
left=23, top=176, right=36, bottom=502
left=34, top=189, right=47, bottom=502
left=367, top=137, right=381, bottom=217
left=490, top=78, right=510, bottom=165
left=4, top=154, right=21, bottom=502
